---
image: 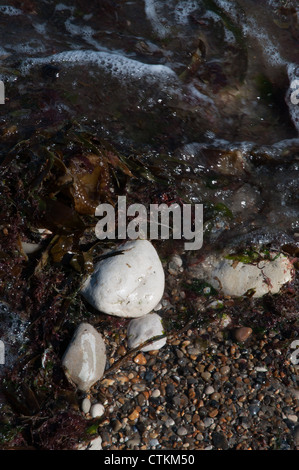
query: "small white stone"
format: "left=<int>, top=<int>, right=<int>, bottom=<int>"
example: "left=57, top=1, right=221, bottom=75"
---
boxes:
left=81, top=239, right=165, bottom=318
left=171, top=254, right=183, bottom=268
left=81, top=397, right=91, bottom=414
left=152, top=389, right=161, bottom=398
left=127, top=312, right=166, bottom=352
left=62, top=323, right=106, bottom=392
left=78, top=436, right=102, bottom=450
left=90, top=403, right=105, bottom=418
left=21, top=241, right=42, bottom=255
left=287, top=414, right=298, bottom=423
left=153, top=302, right=162, bottom=311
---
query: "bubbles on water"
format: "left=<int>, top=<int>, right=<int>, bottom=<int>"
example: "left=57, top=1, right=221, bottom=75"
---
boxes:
left=0, top=5, right=22, bottom=16
left=0, top=302, right=30, bottom=378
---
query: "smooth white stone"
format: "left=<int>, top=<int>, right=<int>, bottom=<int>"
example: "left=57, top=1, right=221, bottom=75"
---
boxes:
left=81, top=239, right=165, bottom=317
left=90, top=403, right=105, bottom=418
left=127, top=312, right=166, bottom=352
left=81, top=397, right=91, bottom=414
left=189, top=252, right=294, bottom=298
left=62, top=323, right=106, bottom=392
left=78, top=436, right=102, bottom=450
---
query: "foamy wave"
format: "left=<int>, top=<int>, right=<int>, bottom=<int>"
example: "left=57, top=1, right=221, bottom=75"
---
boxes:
left=20, top=50, right=178, bottom=84
left=286, top=63, right=299, bottom=135
left=0, top=5, right=22, bottom=16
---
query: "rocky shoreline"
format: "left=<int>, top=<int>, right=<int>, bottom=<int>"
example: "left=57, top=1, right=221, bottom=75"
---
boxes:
left=56, top=240, right=298, bottom=451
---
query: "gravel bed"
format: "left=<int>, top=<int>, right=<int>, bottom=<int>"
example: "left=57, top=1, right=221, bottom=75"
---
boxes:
left=82, top=320, right=298, bottom=450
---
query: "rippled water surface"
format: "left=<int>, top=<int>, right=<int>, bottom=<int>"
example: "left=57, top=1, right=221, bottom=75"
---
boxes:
left=0, top=0, right=298, bottom=248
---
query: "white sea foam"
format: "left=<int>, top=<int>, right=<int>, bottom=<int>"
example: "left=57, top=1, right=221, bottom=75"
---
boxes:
left=144, top=0, right=170, bottom=38
left=212, top=0, right=242, bottom=23
left=0, top=5, right=22, bottom=16
left=20, top=50, right=178, bottom=85
left=55, top=3, right=75, bottom=12
left=286, top=63, right=299, bottom=134
left=174, top=0, right=198, bottom=25
left=243, top=18, right=287, bottom=68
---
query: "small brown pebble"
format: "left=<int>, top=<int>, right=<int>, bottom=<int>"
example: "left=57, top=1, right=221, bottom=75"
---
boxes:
left=134, top=353, right=147, bottom=365
left=211, top=392, right=221, bottom=401
left=209, top=408, right=218, bottom=418
left=128, top=409, right=140, bottom=421
left=234, top=327, right=253, bottom=342
left=220, top=365, right=230, bottom=375
left=117, top=345, right=127, bottom=356
left=201, top=371, right=211, bottom=382
left=148, top=350, right=159, bottom=356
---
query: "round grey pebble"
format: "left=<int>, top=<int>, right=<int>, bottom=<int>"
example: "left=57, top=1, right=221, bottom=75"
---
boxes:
left=177, top=426, right=188, bottom=436
left=149, top=438, right=159, bottom=447
left=205, top=385, right=215, bottom=395
left=165, top=418, right=175, bottom=428
left=203, top=417, right=214, bottom=427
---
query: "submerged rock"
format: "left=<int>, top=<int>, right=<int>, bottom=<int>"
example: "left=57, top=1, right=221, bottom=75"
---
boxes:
left=127, top=313, right=166, bottom=352
left=189, top=252, right=294, bottom=298
left=81, top=239, right=165, bottom=317
left=62, top=323, right=106, bottom=392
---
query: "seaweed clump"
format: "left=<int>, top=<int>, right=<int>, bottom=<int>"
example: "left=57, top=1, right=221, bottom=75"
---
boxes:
left=0, top=123, right=149, bottom=449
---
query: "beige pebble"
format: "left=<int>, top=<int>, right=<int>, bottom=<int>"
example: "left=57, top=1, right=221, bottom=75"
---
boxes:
left=90, top=403, right=105, bottom=418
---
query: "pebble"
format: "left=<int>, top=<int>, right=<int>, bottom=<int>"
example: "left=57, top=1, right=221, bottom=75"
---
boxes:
left=126, top=435, right=141, bottom=447
left=152, top=389, right=161, bottom=398
left=90, top=403, right=105, bottom=418
left=189, top=252, right=294, bottom=297
left=211, top=392, right=221, bottom=401
left=127, top=313, right=166, bottom=352
left=113, top=419, right=122, bottom=432
left=205, top=385, right=215, bottom=395
left=201, top=371, right=211, bottom=382
left=234, top=327, right=253, bottom=342
left=81, top=239, right=165, bottom=317
left=203, top=417, right=214, bottom=428
left=220, top=366, right=230, bottom=375
left=177, top=426, right=188, bottom=436
left=165, top=418, right=175, bottom=428
left=134, top=353, right=147, bottom=365
left=149, top=438, right=159, bottom=447
left=128, top=409, right=140, bottom=421
left=62, top=323, right=106, bottom=392
left=78, top=436, right=102, bottom=450
left=81, top=397, right=91, bottom=414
